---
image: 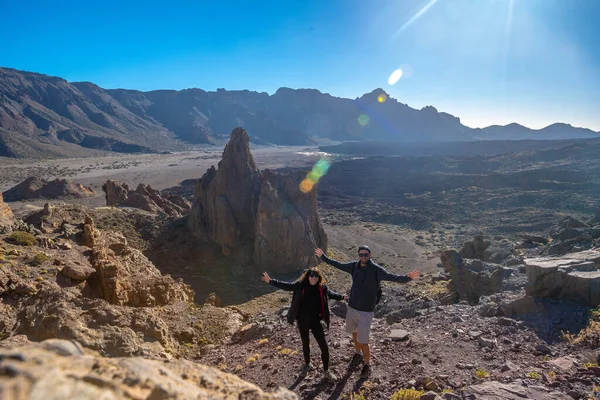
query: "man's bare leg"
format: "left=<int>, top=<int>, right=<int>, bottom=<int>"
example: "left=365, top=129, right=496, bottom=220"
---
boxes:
left=361, top=343, right=370, bottom=365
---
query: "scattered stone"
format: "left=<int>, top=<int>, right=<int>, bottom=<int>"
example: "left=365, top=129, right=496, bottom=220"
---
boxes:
left=536, top=344, right=552, bottom=355
left=420, top=391, right=439, bottom=400
left=389, top=329, right=410, bottom=341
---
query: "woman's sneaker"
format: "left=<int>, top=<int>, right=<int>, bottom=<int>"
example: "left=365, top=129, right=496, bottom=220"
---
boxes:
left=324, top=370, right=338, bottom=382
left=300, top=363, right=312, bottom=375
left=349, top=353, right=363, bottom=368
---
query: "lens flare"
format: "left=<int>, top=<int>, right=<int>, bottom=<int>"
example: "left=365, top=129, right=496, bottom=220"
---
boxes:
left=299, top=158, right=331, bottom=193
left=388, top=69, right=403, bottom=85
left=377, top=93, right=387, bottom=103
left=358, top=114, right=370, bottom=126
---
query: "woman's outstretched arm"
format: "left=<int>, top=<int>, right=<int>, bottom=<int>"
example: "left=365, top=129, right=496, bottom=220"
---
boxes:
left=261, top=272, right=298, bottom=291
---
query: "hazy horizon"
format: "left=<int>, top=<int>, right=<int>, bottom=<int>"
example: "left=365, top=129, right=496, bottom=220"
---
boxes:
left=2, top=0, right=599, bottom=131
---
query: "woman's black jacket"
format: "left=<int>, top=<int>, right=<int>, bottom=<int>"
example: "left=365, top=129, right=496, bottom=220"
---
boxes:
left=269, top=279, right=344, bottom=329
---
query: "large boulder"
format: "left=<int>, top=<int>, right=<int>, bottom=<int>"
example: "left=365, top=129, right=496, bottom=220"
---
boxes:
left=524, top=250, right=600, bottom=306
left=459, top=235, right=518, bottom=265
left=465, top=381, right=569, bottom=399
left=102, top=180, right=191, bottom=216
left=0, top=192, right=15, bottom=228
left=440, top=250, right=505, bottom=304
left=188, top=128, right=327, bottom=272
left=2, top=177, right=94, bottom=201
left=0, top=339, right=296, bottom=399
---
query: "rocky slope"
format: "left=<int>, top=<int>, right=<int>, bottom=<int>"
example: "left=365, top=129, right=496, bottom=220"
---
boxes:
left=2, top=67, right=597, bottom=158
left=197, top=233, right=600, bottom=399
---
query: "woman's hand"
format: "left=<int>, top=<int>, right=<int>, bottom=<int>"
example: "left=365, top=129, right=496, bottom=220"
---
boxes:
left=261, top=272, right=271, bottom=284
left=314, top=248, right=324, bottom=257
left=408, top=270, right=420, bottom=280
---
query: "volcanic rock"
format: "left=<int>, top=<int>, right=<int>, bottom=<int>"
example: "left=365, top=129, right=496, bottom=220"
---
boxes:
left=2, top=177, right=94, bottom=201
left=440, top=249, right=504, bottom=304
left=188, top=128, right=327, bottom=272
left=0, top=192, right=15, bottom=228
left=102, top=180, right=191, bottom=216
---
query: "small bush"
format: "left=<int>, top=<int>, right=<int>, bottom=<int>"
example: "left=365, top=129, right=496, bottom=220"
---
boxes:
left=390, top=389, right=424, bottom=400
left=475, top=368, right=490, bottom=379
left=584, top=362, right=599, bottom=368
left=548, top=370, right=557, bottom=381
left=279, top=348, right=297, bottom=356
left=258, top=338, right=269, bottom=346
left=527, top=371, right=541, bottom=379
left=31, top=253, right=50, bottom=266
left=246, top=353, right=260, bottom=363
left=348, top=391, right=366, bottom=400
left=8, top=231, right=36, bottom=246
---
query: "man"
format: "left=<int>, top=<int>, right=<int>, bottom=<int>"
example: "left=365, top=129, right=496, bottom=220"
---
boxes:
left=314, top=245, right=420, bottom=378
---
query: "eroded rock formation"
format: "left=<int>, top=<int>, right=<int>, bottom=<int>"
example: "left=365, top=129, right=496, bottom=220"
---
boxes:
left=440, top=249, right=505, bottom=304
left=0, top=192, right=15, bottom=228
left=2, top=177, right=95, bottom=201
left=525, top=250, right=600, bottom=306
left=103, top=180, right=191, bottom=216
left=188, top=128, right=327, bottom=272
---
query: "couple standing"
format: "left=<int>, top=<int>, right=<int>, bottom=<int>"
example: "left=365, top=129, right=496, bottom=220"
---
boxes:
left=261, top=245, right=420, bottom=381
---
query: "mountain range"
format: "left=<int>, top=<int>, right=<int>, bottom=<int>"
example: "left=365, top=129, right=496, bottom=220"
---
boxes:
left=0, top=67, right=598, bottom=158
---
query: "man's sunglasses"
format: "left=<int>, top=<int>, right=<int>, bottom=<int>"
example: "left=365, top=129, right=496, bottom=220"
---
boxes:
left=358, top=253, right=370, bottom=257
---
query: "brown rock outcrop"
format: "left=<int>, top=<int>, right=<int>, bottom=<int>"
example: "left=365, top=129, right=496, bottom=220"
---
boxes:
left=188, top=128, right=327, bottom=272
left=0, top=339, right=296, bottom=399
left=0, top=192, right=15, bottom=228
left=2, top=177, right=94, bottom=201
left=524, top=250, right=600, bottom=306
left=102, top=180, right=191, bottom=216
left=88, top=228, right=194, bottom=307
left=254, top=169, right=327, bottom=271
left=440, top=249, right=505, bottom=304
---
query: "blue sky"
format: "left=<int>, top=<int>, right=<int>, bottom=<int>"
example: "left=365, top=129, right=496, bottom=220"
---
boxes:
left=2, top=0, right=599, bottom=130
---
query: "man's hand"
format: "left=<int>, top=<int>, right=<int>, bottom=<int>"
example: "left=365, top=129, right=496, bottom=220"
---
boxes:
left=314, top=248, right=324, bottom=258
left=343, top=294, right=349, bottom=302
left=408, top=270, right=420, bottom=280
left=261, top=272, right=271, bottom=284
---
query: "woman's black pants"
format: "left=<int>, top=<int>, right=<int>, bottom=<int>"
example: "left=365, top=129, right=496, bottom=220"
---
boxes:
left=297, top=319, right=329, bottom=370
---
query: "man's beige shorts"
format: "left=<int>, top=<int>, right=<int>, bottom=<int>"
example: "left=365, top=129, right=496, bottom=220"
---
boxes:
left=345, top=306, right=374, bottom=344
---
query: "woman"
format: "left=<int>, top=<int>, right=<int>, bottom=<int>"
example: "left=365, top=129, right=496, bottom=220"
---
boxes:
left=261, top=268, right=346, bottom=381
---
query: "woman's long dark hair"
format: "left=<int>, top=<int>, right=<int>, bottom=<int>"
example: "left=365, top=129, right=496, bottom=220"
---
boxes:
left=296, top=267, right=326, bottom=286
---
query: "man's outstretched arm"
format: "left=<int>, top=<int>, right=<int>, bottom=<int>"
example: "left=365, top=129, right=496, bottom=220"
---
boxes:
left=377, top=266, right=420, bottom=283
left=314, top=248, right=354, bottom=274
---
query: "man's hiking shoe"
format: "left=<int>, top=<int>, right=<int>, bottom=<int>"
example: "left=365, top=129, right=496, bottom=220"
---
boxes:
left=360, top=364, right=372, bottom=378
left=324, top=370, right=338, bottom=382
left=300, top=363, right=312, bottom=375
left=349, top=353, right=363, bottom=368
